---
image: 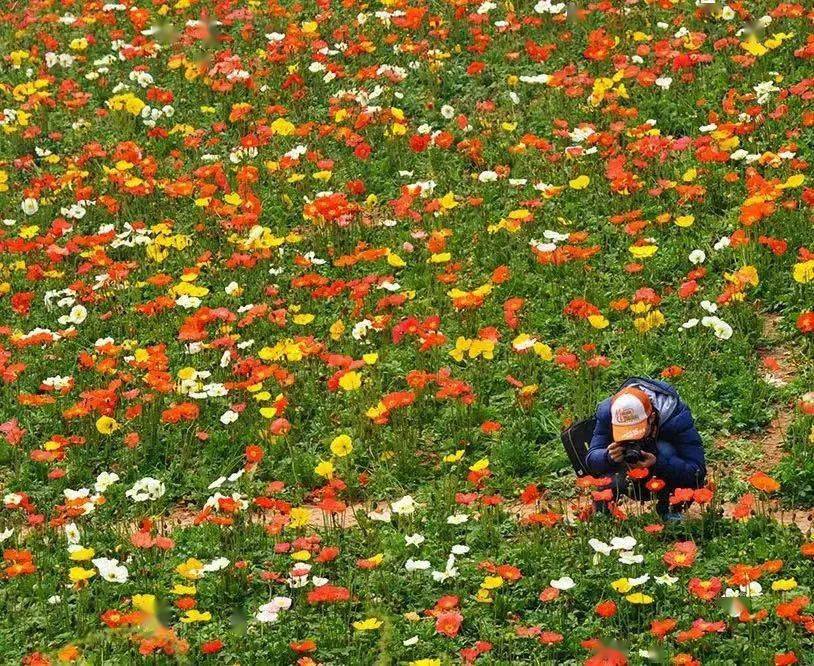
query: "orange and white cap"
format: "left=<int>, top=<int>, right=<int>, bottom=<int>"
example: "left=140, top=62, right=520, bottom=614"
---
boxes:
left=610, top=387, right=653, bottom=441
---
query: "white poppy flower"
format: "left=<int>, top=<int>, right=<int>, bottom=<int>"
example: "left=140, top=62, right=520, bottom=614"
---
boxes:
left=203, top=557, right=230, bottom=572
left=92, top=557, right=129, bottom=583
left=534, top=0, right=565, bottom=14
left=367, top=507, right=392, bottom=522
left=688, top=249, right=706, bottom=264
left=208, top=476, right=227, bottom=490
left=630, top=574, right=650, bottom=586
left=431, top=554, right=459, bottom=582
left=125, top=477, right=166, bottom=502
left=655, top=574, right=678, bottom=586
left=94, top=471, right=119, bottom=493
left=391, top=495, right=417, bottom=515
left=405, top=558, right=431, bottom=572
left=618, top=552, right=644, bottom=565
left=405, top=533, right=425, bottom=547
left=543, top=230, right=569, bottom=242
left=3, top=493, right=21, bottom=507
left=255, top=597, right=291, bottom=623
left=589, top=539, right=612, bottom=556
left=550, top=576, right=575, bottom=590
left=64, top=523, right=81, bottom=544
left=610, top=536, right=637, bottom=551
left=702, top=315, right=733, bottom=340
left=22, top=198, right=39, bottom=215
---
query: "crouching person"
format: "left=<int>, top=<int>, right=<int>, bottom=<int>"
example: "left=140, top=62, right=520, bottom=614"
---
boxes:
left=585, top=378, right=706, bottom=521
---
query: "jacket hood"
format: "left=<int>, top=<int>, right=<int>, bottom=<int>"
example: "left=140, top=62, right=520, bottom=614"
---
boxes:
left=618, top=376, right=680, bottom=424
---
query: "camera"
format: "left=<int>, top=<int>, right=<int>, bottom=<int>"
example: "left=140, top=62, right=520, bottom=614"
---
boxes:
left=619, top=438, right=656, bottom=465
left=620, top=440, right=645, bottom=464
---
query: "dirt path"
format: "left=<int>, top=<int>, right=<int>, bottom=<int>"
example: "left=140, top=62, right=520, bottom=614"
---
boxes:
left=752, top=313, right=800, bottom=469
left=710, top=312, right=798, bottom=477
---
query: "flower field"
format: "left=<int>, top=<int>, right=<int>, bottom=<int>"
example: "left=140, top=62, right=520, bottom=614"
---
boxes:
left=2, top=0, right=814, bottom=663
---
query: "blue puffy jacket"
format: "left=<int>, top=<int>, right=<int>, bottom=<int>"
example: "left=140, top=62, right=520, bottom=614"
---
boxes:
left=585, top=377, right=706, bottom=488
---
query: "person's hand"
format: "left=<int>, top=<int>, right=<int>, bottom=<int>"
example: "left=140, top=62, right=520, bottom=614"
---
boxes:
left=607, top=441, right=625, bottom=463
left=633, top=451, right=657, bottom=469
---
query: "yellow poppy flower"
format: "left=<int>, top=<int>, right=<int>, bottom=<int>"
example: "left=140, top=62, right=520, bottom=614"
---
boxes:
left=176, top=558, right=204, bottom=580
left=339, top=371, right=362, bottom=391
left=481, top=576, right=503, bottom=590
left=772, top=578, right=797, bottom=592
left=469, top=458, right=489, bottom=472
left=289, top=507, right=312, bottom=529
left=132, top=594, right=156, bottom=614
left=69, top=567, right=95, bottom=583
left=793, top=260, right=814, bottom=284
left=444, top=450, right=465, bottom=463
left=629, top=244, right=658, bottom=259
left=181, top=609, right=211, bottom=623
left=588, top=314, right=609, bottom=329
left=330, top=435, right=353, bottom=457
left=95, top=416, right=119, bottom=435
left=69, top=547, right=95, bottom=561
left=450, top=337, right=472, bottom=362
left=353, top=617, right=383, bottom=631
left=611, top=578, right=632, bottom=593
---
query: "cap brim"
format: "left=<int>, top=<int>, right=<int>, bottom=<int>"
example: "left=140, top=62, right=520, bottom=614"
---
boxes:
left=612, top=421, right=649, bottom=441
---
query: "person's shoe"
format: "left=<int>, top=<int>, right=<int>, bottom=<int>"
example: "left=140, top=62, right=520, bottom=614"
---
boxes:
left=593, top=501, right=611, bottom=515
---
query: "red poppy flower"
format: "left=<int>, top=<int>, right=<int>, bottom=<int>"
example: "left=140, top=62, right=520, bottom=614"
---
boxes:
left=651, top=618, right=677, bottom=639
left=306, top=585, right=350, bottom=604
left=585, top=647, right=629, bottom=666
left=645, top=477, right=666, bottom=492
left=289, top=640, right=316, bottom=654
left=687, top=577, right=722, bottom=601
left=595, top=600, right=617, bottom=618
left=538, top=631, right=564, bottom=645
left=628, top=467, right=650, bottom=481
left=435, top=610, right=463, bottom=638
left=796, top=311, right=814, bottom=334
left=663, top=541, right=697, bottom=569
left=748, top=471, right=780, bottom=493
left=201, top=640, right=224, bottom=655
